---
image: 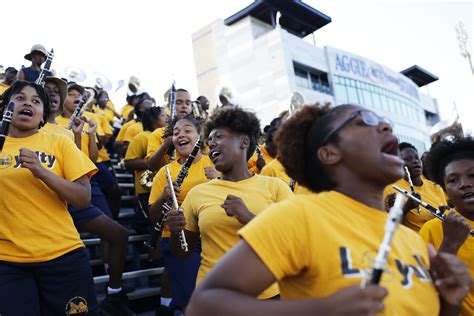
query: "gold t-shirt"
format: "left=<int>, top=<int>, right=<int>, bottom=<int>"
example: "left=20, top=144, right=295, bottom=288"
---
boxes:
left=0, top=132, right=97, bottom=263
left=240, top=191, right=440, bottom=315
left=385, top=178, right=447, bottom=232
left=149, top=155, right=214, bottom=237
left=183, top=174, right=293, bottom=299
left=419, top=211, right=474, bottom=316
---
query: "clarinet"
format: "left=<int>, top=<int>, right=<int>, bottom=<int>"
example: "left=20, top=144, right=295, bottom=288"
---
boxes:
left=144, top=137, right=203, bottom=249
left=0, top=102, right=15, bottom=152
left=66, top=98, right=87, bottom=130
left=404, top=166, right=420, bottom=214
left=169, top=82, right=177, bottom=161
left=393, top=185, right=474, bottom=236
left=361, top=193, right=405, bottom=287
left=35, top=49, right=54, bottom=87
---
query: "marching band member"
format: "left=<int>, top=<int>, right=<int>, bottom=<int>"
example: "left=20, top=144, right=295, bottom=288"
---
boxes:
left=385, top=142, right=447, bottom=232
left=185, top=104, right=471, bottom=316
left=148, top=114, right=217, bottom=314
left=42, top=76, right=74, bottom=140
left=0, top=67, right=17, bottom=95
left=420, top=137, right=474, bottom=316
left=52, top=82, right=132, bottom=314
left=0, top=81, right=98, bottom=314
left=247, top=118, right=279, bottom=174
left=17, top=44, right=52, bottom=82
left=125, top=107, right=167, bottom=218
left=166, top=107, right=293, bottom=302
left=146, top=88, right=193, bottom=171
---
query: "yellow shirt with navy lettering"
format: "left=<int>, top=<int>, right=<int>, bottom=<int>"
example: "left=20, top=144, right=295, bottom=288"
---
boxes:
left=116, top=119, right=138, bottom=142
left=125, top=131, right=152, bottom=195
left=419, top=211, right=474, bottom=316
left=121, top=104, right=134, bottom=119
left=41, top=122, right=74, bottom=141
left=124, top=122, right=143, bottom=143
left=149, top=155, right=214, bottom=238
left=239, top=191, right=439, bottom=314
left=384, top=178, right=447, bottom=232
left=0, top=132, right=97, bottom=263
left=182, top=174, right=293, bottom=299
left=247, top=145, right=274, bottom=175
left=56, top=115, right=94, bottom=159
left=260, top=158, right=298, bottom=192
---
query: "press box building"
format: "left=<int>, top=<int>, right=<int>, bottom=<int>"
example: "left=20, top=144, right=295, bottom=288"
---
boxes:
left=192, top=0, right=440, bottom=151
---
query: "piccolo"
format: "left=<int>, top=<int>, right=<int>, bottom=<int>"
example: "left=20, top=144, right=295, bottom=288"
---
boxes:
left=362, top=193, right=405, bottom=287
left=0, top=102, right=15, bottom=152
left=393, top=185, right=474, bottom=237
left=165, top=165, right=189, bottom=252
left=404, top=166, right=421, bottom=214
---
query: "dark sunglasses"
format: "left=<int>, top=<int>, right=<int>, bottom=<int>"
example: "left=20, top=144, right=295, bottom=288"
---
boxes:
left=321, top=110, right=393, bottom=145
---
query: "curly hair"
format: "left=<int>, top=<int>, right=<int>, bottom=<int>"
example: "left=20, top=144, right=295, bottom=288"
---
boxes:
left=203, top=107, right=261, bottom=161
left=275, top=103, right=354, bottom=193
left=0, top=80, right=51, bottom=129
left=142, top=107, right=164, bottom=132
left=425, top=137, right=474, bottom=189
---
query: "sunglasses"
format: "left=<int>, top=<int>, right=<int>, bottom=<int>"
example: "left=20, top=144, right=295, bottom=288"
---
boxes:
left=321, top=110, right=393, bottom=145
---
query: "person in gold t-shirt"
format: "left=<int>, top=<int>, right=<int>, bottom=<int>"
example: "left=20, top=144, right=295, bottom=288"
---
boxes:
left=148, top=115, right=218, bottom=313
left=0, top=81, right=99, bottom=314
left=146, top=88, right=193, bottom=172
left=247, top=118, right=280, bottom=174
left=167, top=107, right=293, bottom=302
left=124, top=107, right=167, bottom=215
left=384, top=142, right=447, bottom=232
left=0, top=67, right=17, bottom=95
left=419, top=137, right=474, bottom=316
left=41, top=76, right=74, bottom=141
left=185, top=104, right=471, bottom=316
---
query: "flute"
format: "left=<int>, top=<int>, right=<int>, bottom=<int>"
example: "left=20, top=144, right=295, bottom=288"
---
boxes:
left=35, top=49, right=54, bottom=87
left=165, top=165, right=189, bottom=252
left=404, top=166, right=421, bottom=214
left=361, top=193, right=405, bottom=287
left=144, top=137, right=203, bottom=249
left=393, top=185, right=474, bottom=236
left=0, top=102, right=15, bottom=152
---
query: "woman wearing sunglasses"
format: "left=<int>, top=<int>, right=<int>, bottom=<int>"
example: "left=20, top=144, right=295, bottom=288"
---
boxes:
left=185, top=104, right=471, bottom=316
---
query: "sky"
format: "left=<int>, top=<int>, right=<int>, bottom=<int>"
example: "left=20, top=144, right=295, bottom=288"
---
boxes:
left=1, top=0, right=472, bottom=131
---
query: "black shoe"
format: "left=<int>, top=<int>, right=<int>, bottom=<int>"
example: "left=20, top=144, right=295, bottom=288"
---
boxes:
left=155, top=305, right=174, bottom=316
left=100, top=292, right=135, bottom=316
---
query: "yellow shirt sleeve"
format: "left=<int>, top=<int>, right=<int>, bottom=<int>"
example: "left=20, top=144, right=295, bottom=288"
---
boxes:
left=145, top=127, right=166, bottom=161
left=124, top=123, right=143, bottom=143
left=116, top=120, right=135, bottom=142
left=239, top=197, right=310, bottom=280
left=182, top=189, right=199, bottom=233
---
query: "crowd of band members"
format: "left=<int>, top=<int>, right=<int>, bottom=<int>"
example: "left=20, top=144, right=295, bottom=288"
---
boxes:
left=0, top=45, right=473, bottom=316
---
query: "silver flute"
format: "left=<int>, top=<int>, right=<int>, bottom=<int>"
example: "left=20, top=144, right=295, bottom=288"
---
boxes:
left=165, top=165, right=189, bottom=252
left=361, top=193, right=405, bottom=287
